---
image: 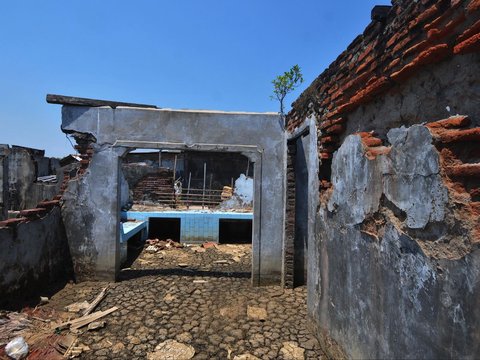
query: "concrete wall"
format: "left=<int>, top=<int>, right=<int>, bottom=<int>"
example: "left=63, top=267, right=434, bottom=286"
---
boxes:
left=61, top=106, right=285, bottom=285
left=7, top=146, right=61, bottom=210
left=0, top=207, right=73, bottom=306
left=310, top=125, right=480, bottom=359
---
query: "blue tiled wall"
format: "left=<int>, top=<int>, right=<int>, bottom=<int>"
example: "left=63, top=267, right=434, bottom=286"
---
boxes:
left=121, top=210, right=253, bottom=243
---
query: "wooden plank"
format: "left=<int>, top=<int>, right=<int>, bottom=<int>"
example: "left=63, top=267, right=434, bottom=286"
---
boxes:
left=55, top=306, right=118, bottom=331
left=46, top=94, right=158, bottom=109
left=82, top=286, right=108, bottom=316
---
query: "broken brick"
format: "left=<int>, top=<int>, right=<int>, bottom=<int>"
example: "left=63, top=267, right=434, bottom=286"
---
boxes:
left=454, top=33, right=480, bottom=54
left=425, top=115, right=471, bottom=129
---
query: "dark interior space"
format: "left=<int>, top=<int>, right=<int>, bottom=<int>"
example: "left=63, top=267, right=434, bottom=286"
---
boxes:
left=123, top=231, right=144, bottom=269
left=148, top=217, right=181, bottom=241
left=219, top=219, right=252, bottom=244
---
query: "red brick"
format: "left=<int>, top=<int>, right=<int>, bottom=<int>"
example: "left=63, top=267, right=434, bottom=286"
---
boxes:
left=454, top=33, right=480, bottom=54
left=385, top=58, right=402, bottom=72
left=320, top=135, right=339, bottom=144
left=431, top=127, right=480, bottom=143
left=404, top=40, right=431, bottom=58
left=467, top=0, right=480, bottom=13
left=356, top=131, right=377, bottom=138
left=37, top=200, right=61, bottom=208
left=457, top=20, right=480, bottom=43
left=363, top=137, right=383, bottom=147
left=320, top=152, right=332, bottom=160
left=366, top=146, right=391, bottom=160
left=319, top=118, right=345, bottom=130
left=416, top=43, right=451, bottom=65
left=408, top=4, right=440, bottom=29
left=0, top=218, right=28, bottom=227
left=427, top=13, right=466, bottom=41
left=19, top=208, right=48, bottom=217
left=335, top=102, right=357, bottom=115
left=202, top=242, right=217, bottom=249
left=424, top=8, right=455, bottom=31
left=350, top=76, right=392, bottom=106
left=391, top=44, right=451, bottom=83
left=386, top=28, right=408, bottom=48
left=392, top=36, right=412, bottom=54
left=425, top=115, right=471, bottom=129
left=445, top=164, right=480, bottom=177
left=325, top=124, right=345, bottom=135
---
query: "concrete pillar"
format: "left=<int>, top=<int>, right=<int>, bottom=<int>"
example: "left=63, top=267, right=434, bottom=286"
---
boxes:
left=62, top=146, right=127, bottom=281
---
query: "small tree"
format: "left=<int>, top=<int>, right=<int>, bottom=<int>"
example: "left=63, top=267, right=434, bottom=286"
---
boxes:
left=271, top=64, right=304, bottom=115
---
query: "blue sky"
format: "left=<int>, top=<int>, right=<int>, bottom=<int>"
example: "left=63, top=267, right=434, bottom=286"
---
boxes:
left=0, top=0, right=389, bottom=157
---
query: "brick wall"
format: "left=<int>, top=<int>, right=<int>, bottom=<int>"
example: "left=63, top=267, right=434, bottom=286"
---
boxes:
left=286, top=0, right=480, bottom=191
left=132, top=169, right=175, bottom=204
left=283, top=142, right=296, bottom=288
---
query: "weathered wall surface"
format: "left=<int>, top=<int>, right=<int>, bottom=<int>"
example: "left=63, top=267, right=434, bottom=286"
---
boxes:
left=61, top=107, right=285, bottom=285
left=310, top=125, right=480, bottom=359
left=7, top=146, right=61, bottom=210
left=0, top=207, right=73, bottom=306
left=285, top=0, right=480, bottom=358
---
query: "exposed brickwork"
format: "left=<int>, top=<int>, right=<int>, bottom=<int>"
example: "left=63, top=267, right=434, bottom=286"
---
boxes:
left=286, top=0, right=480, bottom=195
left=132, top=168, right=175, bottom=204
left=284, top=143, right=296, bottom=288
left=426, top=115, right=480, bottom=243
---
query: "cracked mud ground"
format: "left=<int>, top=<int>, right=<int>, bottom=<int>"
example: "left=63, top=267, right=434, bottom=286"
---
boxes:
left=46, top=244, right=324, bottom=359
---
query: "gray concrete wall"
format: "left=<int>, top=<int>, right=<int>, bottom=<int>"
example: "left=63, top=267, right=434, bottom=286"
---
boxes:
left=0, top=207, right=73, bottom=306
left=309, top=126, right=480, bottom=359
left=61, top=106, right=285, bottom=285
left=7, top=146, right=61, bottom=210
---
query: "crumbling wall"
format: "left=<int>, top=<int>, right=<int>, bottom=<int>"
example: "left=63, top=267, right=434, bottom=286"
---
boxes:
left=0, top=206, right=72, bottom=307
left=312, top=123, right=479, bottom=358
left=285, top=0, right=480, bottom=358
left=7, top=146, right=61, bottom=210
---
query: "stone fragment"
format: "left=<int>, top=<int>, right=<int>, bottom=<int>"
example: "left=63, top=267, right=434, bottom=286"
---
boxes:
left=163, top=293, right=176, bottom=302
left=147, top=339, right=195, bottom=360
left=87, top=320, right=106, bottom=331
left=247, top=306, right=267, bottom=321
left=65, top=300, right=90, bottom=313
left=233, top=354, right=260, bottom=360
left=280, top=341, right=305, bottom=360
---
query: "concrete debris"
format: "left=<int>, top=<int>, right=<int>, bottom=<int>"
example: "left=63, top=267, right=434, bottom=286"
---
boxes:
left=39, top=296, right=49, bottom=305
left=192, top=247, right=206, bottom=253
left=232, top=256, right=241, bottom=263
left=5, top=336, right=29, bottom=359
left=87, top=320, right=106, bottom=331
left=177, top=263, right=189, bottom=268
left=146, top=245, right=159, bottom=253
left=147, top=339, right=195, bottom=360
left=146, top=238, right=183, bottom=250
left=65, top=301, right=90, bottom=313
left=247, top=306, right=267, bottom=321
left=280, top=341, right=305, bottom=360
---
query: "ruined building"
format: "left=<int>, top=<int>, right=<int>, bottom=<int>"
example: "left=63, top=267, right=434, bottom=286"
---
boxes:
left=0, top=0, right=479, bottom=358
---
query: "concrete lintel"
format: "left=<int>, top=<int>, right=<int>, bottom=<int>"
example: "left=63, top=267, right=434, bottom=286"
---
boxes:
left=113, top=140, right=261, bottom=155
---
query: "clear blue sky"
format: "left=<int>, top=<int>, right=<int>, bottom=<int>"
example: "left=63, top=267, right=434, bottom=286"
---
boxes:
left=0, top=0, right=389, bottom=157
